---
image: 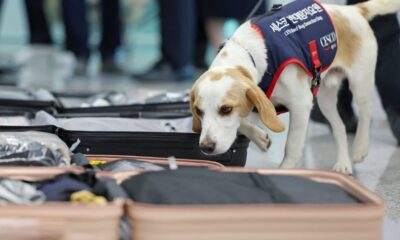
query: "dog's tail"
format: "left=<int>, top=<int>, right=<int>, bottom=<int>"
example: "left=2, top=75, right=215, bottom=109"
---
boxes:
left=355, top=0, right=400, bottom=20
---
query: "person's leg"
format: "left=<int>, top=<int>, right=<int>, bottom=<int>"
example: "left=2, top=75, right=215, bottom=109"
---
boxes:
left=371, top=15, right=400, bottom=111
left=133, top=0, right=196, bottom=81
left=159, top=0, right=196, bottom=71
left=24, top=0, right=52, bottom=44
left=205, top=19, right=226, bottom=50
left=370, top=14, right=400, bottom=144
left=99, top=0, right=121, bottom=61
left=61, top=0, right=89, bottom=60
left=0, top=0, right=3, bottom=22
left=194, top=0, right=208, bottom=70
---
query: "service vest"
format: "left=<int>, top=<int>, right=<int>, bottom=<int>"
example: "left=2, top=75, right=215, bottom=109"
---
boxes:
left=251, top=0, right=337, bottom=98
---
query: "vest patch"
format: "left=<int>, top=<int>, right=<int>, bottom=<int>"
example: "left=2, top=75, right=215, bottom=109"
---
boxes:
left=251, top=0, right=337, bottom=98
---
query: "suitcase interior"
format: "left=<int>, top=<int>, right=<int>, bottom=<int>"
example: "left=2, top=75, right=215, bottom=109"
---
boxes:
left=0, top=125, right=250, bottom=166
left=0, top=168, right=123, bottom=240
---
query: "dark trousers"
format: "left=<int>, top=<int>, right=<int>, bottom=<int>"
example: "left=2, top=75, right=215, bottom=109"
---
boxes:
left=24, top=0, right=52, bottom=44
left=0, top=0, right=52, bottom=44
left=158, top=0, right=197, bottom=69
left=61, top=0, right=121, bottom=60
left=343, top=0, right=400, bottom=112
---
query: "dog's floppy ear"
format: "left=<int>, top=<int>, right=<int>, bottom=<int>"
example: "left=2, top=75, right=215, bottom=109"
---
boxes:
left=246, top=83, right=285, bottom=132
left=190, top=91, right=202, bottom=133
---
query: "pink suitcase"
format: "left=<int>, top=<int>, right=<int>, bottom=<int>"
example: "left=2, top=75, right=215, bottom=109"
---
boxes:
left=125, top=169, right=385, bottom=240
left=0, top=167, right=123, bottom=240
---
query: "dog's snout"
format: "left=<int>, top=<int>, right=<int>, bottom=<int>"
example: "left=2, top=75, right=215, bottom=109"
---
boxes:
left=200, top=141, right=216, bottom=154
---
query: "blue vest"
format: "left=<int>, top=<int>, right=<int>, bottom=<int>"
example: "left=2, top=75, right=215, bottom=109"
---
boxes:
left=251, top=0, right=337, bottom=98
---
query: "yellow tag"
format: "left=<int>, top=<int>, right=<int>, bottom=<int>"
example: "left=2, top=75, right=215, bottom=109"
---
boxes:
left=90, top=160, right=107, bottom=166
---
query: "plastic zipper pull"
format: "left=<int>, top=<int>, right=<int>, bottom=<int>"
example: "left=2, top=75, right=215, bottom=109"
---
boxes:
left=168, top=156, right=178, bottom=170
left=69, top=138, right=81, bottom=152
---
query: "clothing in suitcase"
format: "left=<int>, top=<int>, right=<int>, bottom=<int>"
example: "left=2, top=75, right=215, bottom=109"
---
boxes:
left=0, top=168, right=123, bottom=240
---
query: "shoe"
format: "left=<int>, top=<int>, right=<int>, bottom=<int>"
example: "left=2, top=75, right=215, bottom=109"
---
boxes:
left=132, top=60, right=195, bottom=82
left=102, top=59, right=124, bottom=74
left=386, top=107, right=400, bottom=146
left=74, top=58, right=87, bottom=76
left=174, top=64, right=195, bottom=82
left=310, top=102, right=358, bottom=134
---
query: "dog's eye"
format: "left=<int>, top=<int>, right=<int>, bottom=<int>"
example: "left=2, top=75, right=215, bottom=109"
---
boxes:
left=195, top=107, right=203, bottom=117
left=219, top=106, right=233, bottom=115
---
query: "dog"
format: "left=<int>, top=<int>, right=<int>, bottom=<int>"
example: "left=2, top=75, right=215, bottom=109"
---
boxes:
left=190, top=0, right=400, bottom=174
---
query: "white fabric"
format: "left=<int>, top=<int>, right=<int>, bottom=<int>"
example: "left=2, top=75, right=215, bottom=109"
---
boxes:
left=33, top=111, right=193, bottom=133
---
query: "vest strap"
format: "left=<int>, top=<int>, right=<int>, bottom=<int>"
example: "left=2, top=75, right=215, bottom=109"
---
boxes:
left=308, top=40, right=322, bottom=96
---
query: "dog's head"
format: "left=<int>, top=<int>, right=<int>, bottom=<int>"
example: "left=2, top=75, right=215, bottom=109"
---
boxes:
left=190, top=66, right=285, bottom=155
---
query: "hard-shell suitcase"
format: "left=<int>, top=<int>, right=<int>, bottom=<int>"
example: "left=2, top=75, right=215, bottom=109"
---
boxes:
left=124, top=169, right=385, bottom=240
left=0, top=167, right=123, bottom=240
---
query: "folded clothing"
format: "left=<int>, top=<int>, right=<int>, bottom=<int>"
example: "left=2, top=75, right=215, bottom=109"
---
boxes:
left=70, top=190, right=107, bottom=205
left=36, top=172, right=127, bottom=202
left=95, top=159, right=164, bottom=172
left=0, top=131, right=70, bottom=166
left=33, top=111, right=193, bottom=133
left=0, top=178, right=45, bottom=204
left=121, top=169, right=360, bottom=205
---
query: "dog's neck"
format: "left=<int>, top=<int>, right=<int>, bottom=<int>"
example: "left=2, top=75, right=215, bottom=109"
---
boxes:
left=210, top=21, right=267, bottom=84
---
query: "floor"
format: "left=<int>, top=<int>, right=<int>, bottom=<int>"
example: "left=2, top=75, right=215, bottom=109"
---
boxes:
left=0, top=0, right=399, bottom=239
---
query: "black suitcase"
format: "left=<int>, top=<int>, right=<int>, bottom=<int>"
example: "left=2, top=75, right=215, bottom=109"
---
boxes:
left=0, top=87, right=56, bottom=115
left=0, top=88, right=249, bottom=166
left=0, top=122, right=250, bottom=167
left=0, top=87, right=191, bottom=118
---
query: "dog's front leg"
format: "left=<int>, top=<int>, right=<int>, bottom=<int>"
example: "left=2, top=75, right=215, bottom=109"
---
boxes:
left=239, top=117, right=272, bottom=152
left=280, top=102, right=313, bottom=168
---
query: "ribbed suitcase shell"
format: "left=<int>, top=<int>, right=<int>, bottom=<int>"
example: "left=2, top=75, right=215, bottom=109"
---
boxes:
left=0, top=167, right=123, bottom=240
left=126, top=169, right=385, bottom=240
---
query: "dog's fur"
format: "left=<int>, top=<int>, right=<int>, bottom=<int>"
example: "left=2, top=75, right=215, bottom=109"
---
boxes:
left=190, top=0, right=400, bottom=174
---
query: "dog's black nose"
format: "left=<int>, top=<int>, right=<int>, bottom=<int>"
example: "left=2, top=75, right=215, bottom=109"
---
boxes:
left=200, top=142, right=216, bottom=154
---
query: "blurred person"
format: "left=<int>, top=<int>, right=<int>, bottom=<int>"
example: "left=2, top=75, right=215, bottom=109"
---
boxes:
left=133, top=0, right=198, bottom=82
left=311, top=0, right=400, bottom=145
left=200, top=0, right=266, bottom=49
left=61, top=0, right=122, bottom=75
left=24, top=0, right=52, bottom=44
left=0, top=0, right=52, bottom=44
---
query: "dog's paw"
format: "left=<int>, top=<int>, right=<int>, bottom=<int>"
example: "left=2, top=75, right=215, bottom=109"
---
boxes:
left=333, top=161, right=353, bottom=175
left=253, top=131, right=272, bottom=152
left=279, top=158, right=297, bottom=169
left=352, top=145, right=369, bottom=164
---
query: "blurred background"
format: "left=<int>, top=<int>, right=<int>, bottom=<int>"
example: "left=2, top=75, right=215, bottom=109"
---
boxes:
left=0, top=0, right=273, bottom=92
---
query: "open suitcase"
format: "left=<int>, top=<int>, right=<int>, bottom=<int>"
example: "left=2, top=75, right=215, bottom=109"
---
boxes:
left=0, top=167, right=123, bottom=240
left=120, top=168, right=384, bottom=240
left=0, top=156, right=224, bottom=240
left=0, top=113, right=250, bottom=166
left=0, top=86, right=191, bottom=118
